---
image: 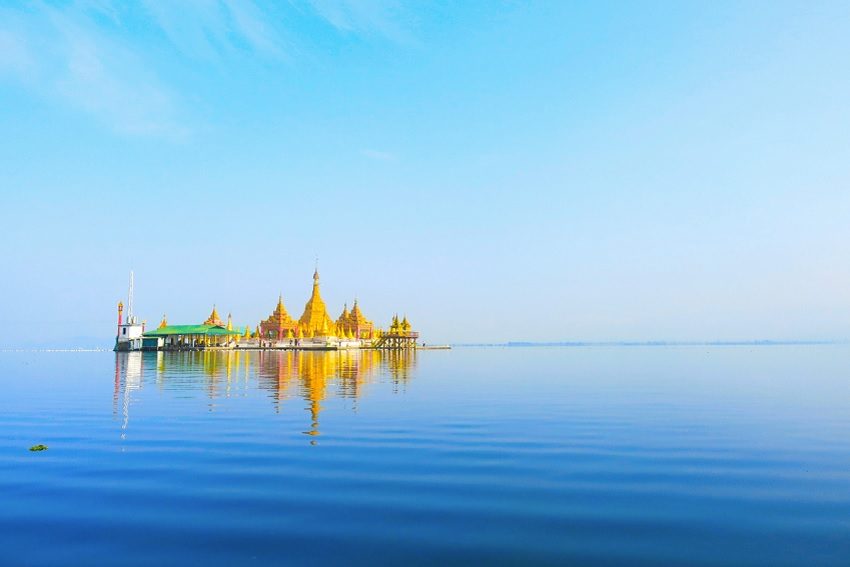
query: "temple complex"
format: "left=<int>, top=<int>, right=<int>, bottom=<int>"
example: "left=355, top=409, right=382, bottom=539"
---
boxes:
left=254, top=269, right=381, bottom=343
left=118, top=268, right=423, bottom=351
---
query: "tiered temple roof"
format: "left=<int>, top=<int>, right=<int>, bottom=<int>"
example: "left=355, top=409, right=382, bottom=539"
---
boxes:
left=337, top=304, right=350, bottom=326
left=259, top=294, right=298, bottom=339
left=203, top=305, right=224, bottom=326
left=337, top=299, right=374, bottom=339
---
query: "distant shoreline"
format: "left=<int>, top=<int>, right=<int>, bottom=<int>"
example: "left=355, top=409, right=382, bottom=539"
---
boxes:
left=452, top=340, right=847, bottom=348
left=1, top=340, right=847, bottom=352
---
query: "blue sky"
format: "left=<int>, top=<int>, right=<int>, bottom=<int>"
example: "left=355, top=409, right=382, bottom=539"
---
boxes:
left=1, top=1, right=849, bottom=346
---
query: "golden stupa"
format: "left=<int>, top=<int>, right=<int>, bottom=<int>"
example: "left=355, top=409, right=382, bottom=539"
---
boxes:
left=298, top=269, right=336, bottom=336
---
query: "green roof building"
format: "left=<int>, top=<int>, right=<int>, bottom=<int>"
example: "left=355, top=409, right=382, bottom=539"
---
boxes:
left=142, top=324, right=244, bottom=350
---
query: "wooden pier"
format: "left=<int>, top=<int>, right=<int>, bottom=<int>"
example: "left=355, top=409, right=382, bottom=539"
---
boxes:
left=373, top=331, right=419, bottom=350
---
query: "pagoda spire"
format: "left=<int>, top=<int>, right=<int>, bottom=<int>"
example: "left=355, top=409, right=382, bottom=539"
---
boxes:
left=204, top=305, right=224, bottom=326
left=300, top=267, right=333, bottom=336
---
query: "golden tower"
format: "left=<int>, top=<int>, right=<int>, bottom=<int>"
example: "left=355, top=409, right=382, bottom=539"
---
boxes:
left=298, top=269, right=335, bottom=337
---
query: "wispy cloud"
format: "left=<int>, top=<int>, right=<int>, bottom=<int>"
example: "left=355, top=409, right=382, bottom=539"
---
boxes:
left=308, top=0, right=414, bottom=43
left=50, top=7, right=185, bottom=137
left=0, top=1, right=412, bottom=137
left=0, top=1, right=291, bottom=137
left=222, top=0, right=287, bottom=59
left=141, top=0, right=286, bottom=62
left=0, top=3, right=185, bottom=137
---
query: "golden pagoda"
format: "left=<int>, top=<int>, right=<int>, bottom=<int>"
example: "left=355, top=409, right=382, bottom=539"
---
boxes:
left=298, top=269, right=335, bottom=337
left=158, top=314, right=168, bottom=329
left=259, top=294, right=298, bottom=340
left=204, top=305, right=225, bottom=326
left=336, top=299, right=374, bottom=339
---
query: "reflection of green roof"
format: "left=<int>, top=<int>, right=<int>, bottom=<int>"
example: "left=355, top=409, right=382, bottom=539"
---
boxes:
left=143, top=325, right=242, bottom=337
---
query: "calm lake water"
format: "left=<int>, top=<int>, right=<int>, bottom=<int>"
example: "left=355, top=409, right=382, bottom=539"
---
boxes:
left=1, top=346, right=849, bottom=566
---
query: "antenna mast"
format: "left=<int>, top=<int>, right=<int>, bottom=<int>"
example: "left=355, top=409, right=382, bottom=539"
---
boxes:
left=127, top=270, right=135, bottom=323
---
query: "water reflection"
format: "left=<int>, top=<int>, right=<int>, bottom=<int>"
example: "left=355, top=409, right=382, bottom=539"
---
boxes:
left=113, top=350, right=417, bottom=442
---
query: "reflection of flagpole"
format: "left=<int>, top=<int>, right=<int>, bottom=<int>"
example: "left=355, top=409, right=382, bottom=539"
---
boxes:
left=122, top=364, right=130, bottom=440
left=113, top=353, right=120, bottom=418
left=119, top=352, right=143, bottom=441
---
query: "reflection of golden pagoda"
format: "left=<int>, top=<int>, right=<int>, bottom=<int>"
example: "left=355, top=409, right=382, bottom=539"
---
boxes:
left=203, top=305, right=225, bottom=326
left=256, top=351, right=299, bottom=411
left=337, top=349, right=379, bottom=399
left=259, top=294, right=298, bottom=340
left=298, top=269, right=336, bottom=337
left=336, top=299, right=374, bottom=339
left=298, top=352, right=334, bottom=438
left=384, top=349, right=416, bottom=387
left=136, top=349, right=417, bottom=442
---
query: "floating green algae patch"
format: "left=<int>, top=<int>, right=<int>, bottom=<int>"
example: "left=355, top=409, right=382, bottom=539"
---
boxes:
left=29, top=444, right=48, bottom=452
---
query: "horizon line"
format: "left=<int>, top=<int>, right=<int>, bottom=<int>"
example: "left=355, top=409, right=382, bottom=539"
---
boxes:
left=451, top=339, right=848, bottom=347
